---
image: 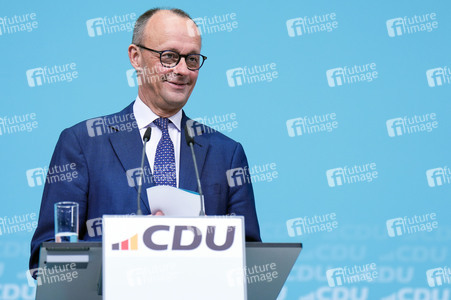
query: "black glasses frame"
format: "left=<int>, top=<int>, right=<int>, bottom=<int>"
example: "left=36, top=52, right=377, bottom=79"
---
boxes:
left=135, top=44, right=207, bottom=71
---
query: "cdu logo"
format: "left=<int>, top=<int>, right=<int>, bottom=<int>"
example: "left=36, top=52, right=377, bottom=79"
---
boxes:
left=286, top=18, right=303, bottom=37
left=26, top=68, right=44, bottom=87
left=26, top=168, right=45, bottom=187
left=226, top=167, right=250, bottom=187
left=86, top=18, right=104, bottom=37
left=426, top=168, right=445, bottom=187
left=326, top=268, right=344, bottom=287
left=226, top=68, right=244, bottom=87
left=142, top=225, right=236, bottom=251
left=386, top=118, right=404, bottom=137
left=386, top=218, right=404, bottom=237
left=386, top=18, right=404, bottom=37
left=286, top=118, right=303, bottom=137
left=326, top=168, right=344, bottom=187
left=326, top=68, right=344, bottom=87
left=112, top=234, right=139, bottom=250
left=86, top=118, right=105, bottom=137
left=426, top=68, right=445, bottom=87
left=86, top=217, right=103, bottom=237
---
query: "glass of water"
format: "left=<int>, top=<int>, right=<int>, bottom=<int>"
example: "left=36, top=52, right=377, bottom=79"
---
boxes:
left=54, top=201, right=79, bottom=242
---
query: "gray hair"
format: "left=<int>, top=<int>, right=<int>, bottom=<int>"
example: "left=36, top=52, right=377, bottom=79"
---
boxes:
left=132, top=8, right=194, bottom=45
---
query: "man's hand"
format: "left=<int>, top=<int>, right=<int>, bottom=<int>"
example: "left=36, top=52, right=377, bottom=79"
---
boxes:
left=152, top=210, right=165, bottom=216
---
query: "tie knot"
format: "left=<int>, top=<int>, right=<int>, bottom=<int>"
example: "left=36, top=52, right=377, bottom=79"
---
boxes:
left=153, top=117, right=169, bottom=131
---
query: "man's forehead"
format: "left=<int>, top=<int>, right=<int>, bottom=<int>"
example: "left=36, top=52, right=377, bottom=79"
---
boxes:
left=143, top=12, right=201, bottom=49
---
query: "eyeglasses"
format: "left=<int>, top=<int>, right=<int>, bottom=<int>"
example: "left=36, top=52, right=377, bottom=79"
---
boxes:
left=135, top=44, right=207, bottom=71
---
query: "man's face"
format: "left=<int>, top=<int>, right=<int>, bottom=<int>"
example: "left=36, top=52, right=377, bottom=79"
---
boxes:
left=131, top=12, right=202, bottom=116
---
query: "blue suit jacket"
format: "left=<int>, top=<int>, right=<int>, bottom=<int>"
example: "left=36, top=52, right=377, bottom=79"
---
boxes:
left=29, top=102, right=261, bottom=270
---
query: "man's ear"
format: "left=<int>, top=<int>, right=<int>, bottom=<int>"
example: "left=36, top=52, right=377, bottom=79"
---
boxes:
left=128, top=44, right=141, bottom=69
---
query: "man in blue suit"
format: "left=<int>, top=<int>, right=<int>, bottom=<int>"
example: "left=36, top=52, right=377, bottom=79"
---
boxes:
left=29, top=8, right=260, bottom=270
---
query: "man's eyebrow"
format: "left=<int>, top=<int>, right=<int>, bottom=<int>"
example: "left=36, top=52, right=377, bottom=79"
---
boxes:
left=164, top=47, right=201, bottom=54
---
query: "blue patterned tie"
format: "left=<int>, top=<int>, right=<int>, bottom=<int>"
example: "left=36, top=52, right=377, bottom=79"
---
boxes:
left=153, top=118, right=176, bottom=187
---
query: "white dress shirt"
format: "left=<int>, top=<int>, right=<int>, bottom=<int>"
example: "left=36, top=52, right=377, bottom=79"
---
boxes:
left=133, top=96, right=182, bottom=187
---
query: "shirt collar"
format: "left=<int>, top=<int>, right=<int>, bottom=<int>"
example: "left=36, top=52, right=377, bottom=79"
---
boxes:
left=133, top=95, right=182, bottom=132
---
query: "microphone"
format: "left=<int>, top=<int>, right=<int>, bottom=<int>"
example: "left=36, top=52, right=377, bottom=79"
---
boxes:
left=136, top=127, right=152, bottom=215
left=184, top=123, right=205, bottom=216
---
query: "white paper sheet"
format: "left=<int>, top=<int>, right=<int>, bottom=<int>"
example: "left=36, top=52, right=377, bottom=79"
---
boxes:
left=146, top=185, right=201, bottom=216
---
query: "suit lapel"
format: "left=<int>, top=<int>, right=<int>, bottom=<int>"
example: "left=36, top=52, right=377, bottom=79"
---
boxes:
left=179, top=113, right=210, bottom=192
left=108, top=103, right=152, bottom=214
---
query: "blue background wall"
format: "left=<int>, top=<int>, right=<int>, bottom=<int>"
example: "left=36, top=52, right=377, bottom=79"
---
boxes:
left=0, top=1, right=450, bottom=299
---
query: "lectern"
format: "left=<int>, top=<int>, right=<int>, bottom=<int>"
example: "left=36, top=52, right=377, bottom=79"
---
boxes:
left=32, top=216, right=301, bottom=300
